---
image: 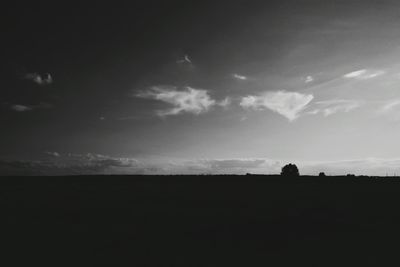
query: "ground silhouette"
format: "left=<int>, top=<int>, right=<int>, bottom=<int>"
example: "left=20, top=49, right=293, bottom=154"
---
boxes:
left=2, top=174, right=400, bottom=266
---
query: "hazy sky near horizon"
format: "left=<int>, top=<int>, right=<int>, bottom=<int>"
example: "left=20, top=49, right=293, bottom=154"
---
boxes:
left=3, top=0, right=400, bottom=175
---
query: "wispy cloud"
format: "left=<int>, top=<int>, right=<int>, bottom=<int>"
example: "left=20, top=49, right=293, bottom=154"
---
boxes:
left=240, top=91, right=314, bottom=121
left=218, top=97, right=231, bottom=108
left=136, top=86, right=218, bottom=116
left=308, top=99, right=362, bottom=117
left=377, top=99, right=400, bottom=120
left=11, top=105, right=33, bottom=112
left=200, top=159, right=278, bottom=173
left=232, top=74, right=248, bottom=81
left=24, top=73, right=53, bottom=85
left=304, top=76, right=314, bottom=83
left=380, top=99, right=400, bottom=113
left=176, top=54, right=192, bottom=64
left=141, top=158, right=283, bottom=175
left=0, top=153, right=144, bottom=176
left=45, top=151, right=60, bottom=157
left=9, top=102, right=53, bottom=112
left=343, top=69, right=385, bottom=80
left=0, top=155, right=278, bottom=176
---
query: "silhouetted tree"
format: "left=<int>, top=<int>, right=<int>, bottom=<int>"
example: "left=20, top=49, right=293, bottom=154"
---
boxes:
left=319, top=172, right=326, bottom=177
left=281, top=163, right=299, bottom=177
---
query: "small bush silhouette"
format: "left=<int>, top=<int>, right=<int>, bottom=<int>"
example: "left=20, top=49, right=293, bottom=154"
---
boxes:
left=319, top=172, right=326, bottom=177
left=281, top=163, right=299, bottom=177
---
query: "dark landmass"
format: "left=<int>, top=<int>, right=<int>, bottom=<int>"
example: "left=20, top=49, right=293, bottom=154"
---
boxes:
left=2, top=175, right=400, bottom=266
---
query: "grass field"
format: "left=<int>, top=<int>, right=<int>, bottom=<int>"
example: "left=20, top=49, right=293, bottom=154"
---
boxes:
left=2, top=175, right=400, bottom=266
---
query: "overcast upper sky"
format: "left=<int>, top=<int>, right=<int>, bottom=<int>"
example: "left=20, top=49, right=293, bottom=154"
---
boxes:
left=3, top=0, right=400, bottom=175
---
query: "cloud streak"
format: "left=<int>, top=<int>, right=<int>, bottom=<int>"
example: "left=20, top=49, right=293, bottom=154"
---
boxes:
left=380, top=99, right=400, bottom=113
left=343, top=69, right=384, bottom=80
left=0, top=156, right=280, bottom=176
left=9, top=102, right=53, bottom=112
left=136, top=86, right=220, bottom=116
left=11, top=105, right=33, bottom=112
left=240, top=91, right=314, bottom=121
left=0, top=153, right=143, bottom=176
left=45, top=151, right=61, bottom=157
left=308, top=99, right=362, bottom=117
left=232, top=74, right=248, bottom=80
left=376, top=99, right=400, bottom=120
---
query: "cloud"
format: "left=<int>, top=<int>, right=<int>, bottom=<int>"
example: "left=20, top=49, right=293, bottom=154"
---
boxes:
left=24, top=73, right=53, bottom=85
left=160, top=158, right=283, bottom=175
left=380, top=99, right=400, bottom=113
left=9, top=102, right=53, bottom=112
left=45, top=151, right=60, bottom=157
left=240, top=91, right=314, bottom=121
left=377, top=99, right=400, bottom=120
left=204, top=159, right=267, bottom=169
left=0, top=153, right=145, bottom=176
left=343, top=69, right=385, bottom=80
left=308, top=99, right=362, bottom=117
left=343, top=70, right=367, bottom=78
left=136, top=86, right=218, bottom=116
left=304, top=76, right=314, bottom=83
left=232, top=74, right=248, bottom=80
left=176, top=54, right=192, bottom=64
left=0, top=155, right=281, bottom=176
left=218, top=97, right=231, bottom=108
left=11, top=105, right=33, bottom=112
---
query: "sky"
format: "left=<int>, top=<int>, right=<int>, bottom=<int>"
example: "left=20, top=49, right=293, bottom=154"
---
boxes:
left=3, top=0, right=400, bottom=175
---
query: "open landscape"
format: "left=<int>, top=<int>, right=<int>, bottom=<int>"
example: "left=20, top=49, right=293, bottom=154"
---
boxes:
left=3, top=175, right=400, bottom=266
left=5, top=1, right=400, bottom=265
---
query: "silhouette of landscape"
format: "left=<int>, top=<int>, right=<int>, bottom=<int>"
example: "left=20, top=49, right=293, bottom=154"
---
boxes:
left=3, top=170, right=400, bottom=266
left=5, top=1, right=400, bottom=266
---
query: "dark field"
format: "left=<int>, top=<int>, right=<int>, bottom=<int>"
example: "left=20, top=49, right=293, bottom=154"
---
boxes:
left=3, top=175, right=400, bottom=266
